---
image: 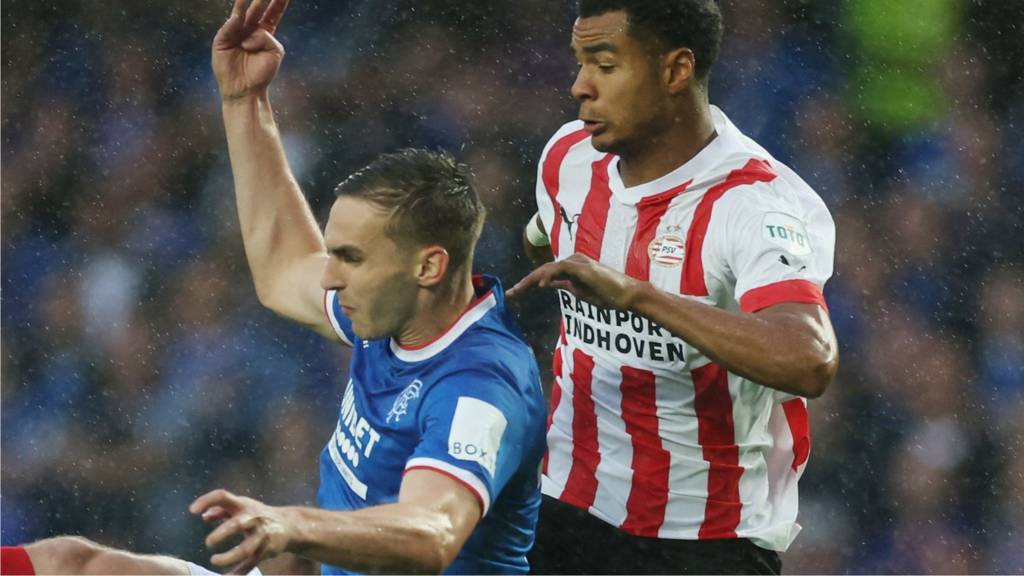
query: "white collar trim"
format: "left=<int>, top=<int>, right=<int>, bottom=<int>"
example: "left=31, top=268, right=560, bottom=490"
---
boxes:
left=389, top=291, right=497, bottom=362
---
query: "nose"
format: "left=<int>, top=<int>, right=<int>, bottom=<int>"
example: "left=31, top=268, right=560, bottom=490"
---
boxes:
left=571, top=67, right=594, bottom=102
left=320, top=259, right=347, bottom=292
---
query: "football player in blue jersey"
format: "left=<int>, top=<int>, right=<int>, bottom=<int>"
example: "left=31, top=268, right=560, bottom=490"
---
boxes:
left=1, top=0, right=546, bottom=575
left=203, top=0, right=547, bottom=573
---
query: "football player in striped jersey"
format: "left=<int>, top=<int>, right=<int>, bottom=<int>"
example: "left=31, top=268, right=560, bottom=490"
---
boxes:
left=511, top=0, right=839, bottom=573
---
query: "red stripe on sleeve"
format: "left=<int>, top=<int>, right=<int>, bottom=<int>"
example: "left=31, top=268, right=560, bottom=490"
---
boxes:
left=682, top=158, right=777, bottom=296
left=542, top=130, right=590, bottom=259
left=404, top=466, right=487, bottom=518
left=619, top=367, right=670, bottom=537
left=782, top=399, right=811, bottom=471
left=692, top=362, right=743, bottom=539
left=739, top=279, right=828, bottom=313
left=574, top=155, right=615, bottom=259
left=561, top=349, right=601, bottom=510
left=1, top=547, right=36, bottom=575
left=624, top=181, right=690, bottom=280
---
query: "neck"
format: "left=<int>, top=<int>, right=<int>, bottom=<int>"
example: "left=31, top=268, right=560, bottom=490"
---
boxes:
left=618, top=94, right=715, bottom=188
left=395, top=272, right=476, bottom=349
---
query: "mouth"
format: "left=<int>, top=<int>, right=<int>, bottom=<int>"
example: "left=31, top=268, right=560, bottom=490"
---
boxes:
left=581, top=119, right=606, bottom=135
left=340, top=305, right=355, bottom=316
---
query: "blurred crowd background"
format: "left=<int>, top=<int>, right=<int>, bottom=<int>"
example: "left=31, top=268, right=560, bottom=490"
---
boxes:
left=2, top=0, right=1022, bottom=573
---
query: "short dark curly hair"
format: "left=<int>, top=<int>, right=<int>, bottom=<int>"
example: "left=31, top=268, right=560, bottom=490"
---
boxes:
left=334, top=149, right=485, bottom=273
left=578, top=0, right=723, bottom=80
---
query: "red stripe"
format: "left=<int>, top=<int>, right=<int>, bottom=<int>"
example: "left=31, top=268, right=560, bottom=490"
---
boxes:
left=624, top=180, right=691, bottom=280
left=404, top=466, right=486, bottom=517
left=542, top=130, right=590, bottom=258
left=692, top=362, right=742, bottom=539
left=782, top=399, right=811, bottom=471
left=561, top=349, right=600, bottom=510
left=542, top=346, right=565, bottom=475
left=1, top=547, right=35, bottom=575
left=740, top=279, right=828, bottom=313
left=574, top=155, right=615, bottom=259
left=619, top=367, right=670, bottom=536
left=682, top=159, right=777, bottom=295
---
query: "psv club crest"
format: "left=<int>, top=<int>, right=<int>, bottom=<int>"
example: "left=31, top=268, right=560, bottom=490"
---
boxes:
left=648, top=234, right=685, bottom=267
left=387, top=379, right=423, bottom=423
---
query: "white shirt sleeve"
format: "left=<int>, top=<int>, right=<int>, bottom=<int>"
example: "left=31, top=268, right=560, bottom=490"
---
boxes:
left=711, top=180, right=836, bottom=313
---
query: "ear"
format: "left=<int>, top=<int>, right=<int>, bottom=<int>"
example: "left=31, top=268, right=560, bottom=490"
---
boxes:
left=663, top=47, right=695, bottom=95
left=416, top=245, right=450, bottom=288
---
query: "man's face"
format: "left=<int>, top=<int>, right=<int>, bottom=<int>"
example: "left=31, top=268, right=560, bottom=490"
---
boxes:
left=321, top=196, right=420, bottom=340
left=571, top=11, right=667, bottom=155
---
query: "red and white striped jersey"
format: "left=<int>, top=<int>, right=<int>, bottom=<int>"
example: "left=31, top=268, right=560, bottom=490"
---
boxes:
left=534, top=106, right=834, bottom=551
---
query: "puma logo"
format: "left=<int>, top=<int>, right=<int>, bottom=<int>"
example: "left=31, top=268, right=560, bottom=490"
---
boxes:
left=560, top=206, right=580, bottom=238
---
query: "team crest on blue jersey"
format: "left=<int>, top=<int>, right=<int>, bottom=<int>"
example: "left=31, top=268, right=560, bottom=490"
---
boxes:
left=387, top=379, right=423, bottom=423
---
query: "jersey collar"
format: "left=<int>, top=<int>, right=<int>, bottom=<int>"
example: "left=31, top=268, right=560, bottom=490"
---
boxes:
left=607, top=105, right=735, bottom=205
left=389, top=275, right=499, bottom=363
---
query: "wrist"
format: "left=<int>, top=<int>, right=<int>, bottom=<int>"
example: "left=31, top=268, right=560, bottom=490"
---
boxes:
left=279, top=506, right=306, bottom=554
left=624, top=279, right=654, bottom=312
left=220, top=91, right=270, bottom=108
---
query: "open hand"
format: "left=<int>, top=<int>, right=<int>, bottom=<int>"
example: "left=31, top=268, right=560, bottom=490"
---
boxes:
left=505, top=253, right=643, bottom=311
left=190, top=489, right=294, bottom=575
left=212, top=0, right=292, bottom=101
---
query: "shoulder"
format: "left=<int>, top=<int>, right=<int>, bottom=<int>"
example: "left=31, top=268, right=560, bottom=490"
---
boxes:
left=538, top=120, right=601, bottom=170
left=708, top=154, right=833, bottom=234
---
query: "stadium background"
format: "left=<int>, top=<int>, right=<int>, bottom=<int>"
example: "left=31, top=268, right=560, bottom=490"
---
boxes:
left=2, top=0, right=1022, bottom=572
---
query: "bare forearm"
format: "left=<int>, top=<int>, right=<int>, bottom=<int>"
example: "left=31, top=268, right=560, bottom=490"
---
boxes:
left=629, top=283, right=836, bottom=397
left=284, top=504, right=455, bottom=574
left=222, top=95, right=326, bottom=302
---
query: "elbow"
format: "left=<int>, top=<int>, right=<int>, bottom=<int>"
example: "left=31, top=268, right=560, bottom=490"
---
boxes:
left=402, top=525, right=459, bottom=575
left=253, top=282, right=288, bottom=317
left=798, top=343, right=838, bottom=399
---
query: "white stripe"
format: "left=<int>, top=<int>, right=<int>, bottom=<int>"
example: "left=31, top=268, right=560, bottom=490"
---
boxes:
left=324, top=290, right=354, bottom=346
left=589, top=360, right=630, bottom=526
left=648, top=194, right=698, bottom=296
left=389, top=292, right=497, bottom=362
left=543, top=343, right=575, bottom=495
left=655, top=369, right=707, bottom=538
left=733, top=375, right=775, bottom=535
left=327, top=432, right=368, bottom=499
left=555, top=146, right=596, bottom=261
left=405, top=457, right=491, bottom=516
left=599, top=199, right=635, bottom=273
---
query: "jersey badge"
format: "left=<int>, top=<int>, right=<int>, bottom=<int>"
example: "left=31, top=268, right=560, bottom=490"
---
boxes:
left=648, top=234, right=686, bottom=267
left=387, top=379, right=423, bottom=423
left=763, top=212, right=812, bottom=256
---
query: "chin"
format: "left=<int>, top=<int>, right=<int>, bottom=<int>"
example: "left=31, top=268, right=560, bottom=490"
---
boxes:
left=589, top=132, right=620, bottom=154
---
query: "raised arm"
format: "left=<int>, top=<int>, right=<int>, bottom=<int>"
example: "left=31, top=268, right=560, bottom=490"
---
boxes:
left=191, top=470, right=481, bottom=575
left=212, top=0, right=335, bottom=339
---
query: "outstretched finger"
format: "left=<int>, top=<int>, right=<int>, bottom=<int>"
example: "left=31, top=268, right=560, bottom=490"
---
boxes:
left=229, top=0, right=250, bottom=19
left=243, top=0, right=269, bottom=31
left=211, top=529, right=264, bottom=568
left=259, top=0, right=291, bottom=34
left=190, top=489, right=241, bottom=516
left=200, top=505, right=229, bottom=523
left=226, top=538, right=269, bottom=575
left=205, top=514, right=256, bottom=549
left=506, top=262, right=566, bottom=298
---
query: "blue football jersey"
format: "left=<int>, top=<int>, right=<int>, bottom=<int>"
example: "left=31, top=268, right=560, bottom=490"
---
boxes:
left=317, top=275, right=547, bottom=575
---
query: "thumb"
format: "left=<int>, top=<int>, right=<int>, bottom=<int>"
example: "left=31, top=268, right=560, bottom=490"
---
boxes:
left=240, top=28, right=284, bottom=54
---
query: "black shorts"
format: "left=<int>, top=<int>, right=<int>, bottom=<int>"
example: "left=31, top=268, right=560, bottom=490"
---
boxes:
left=529, top=496, right=782, bottom=575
